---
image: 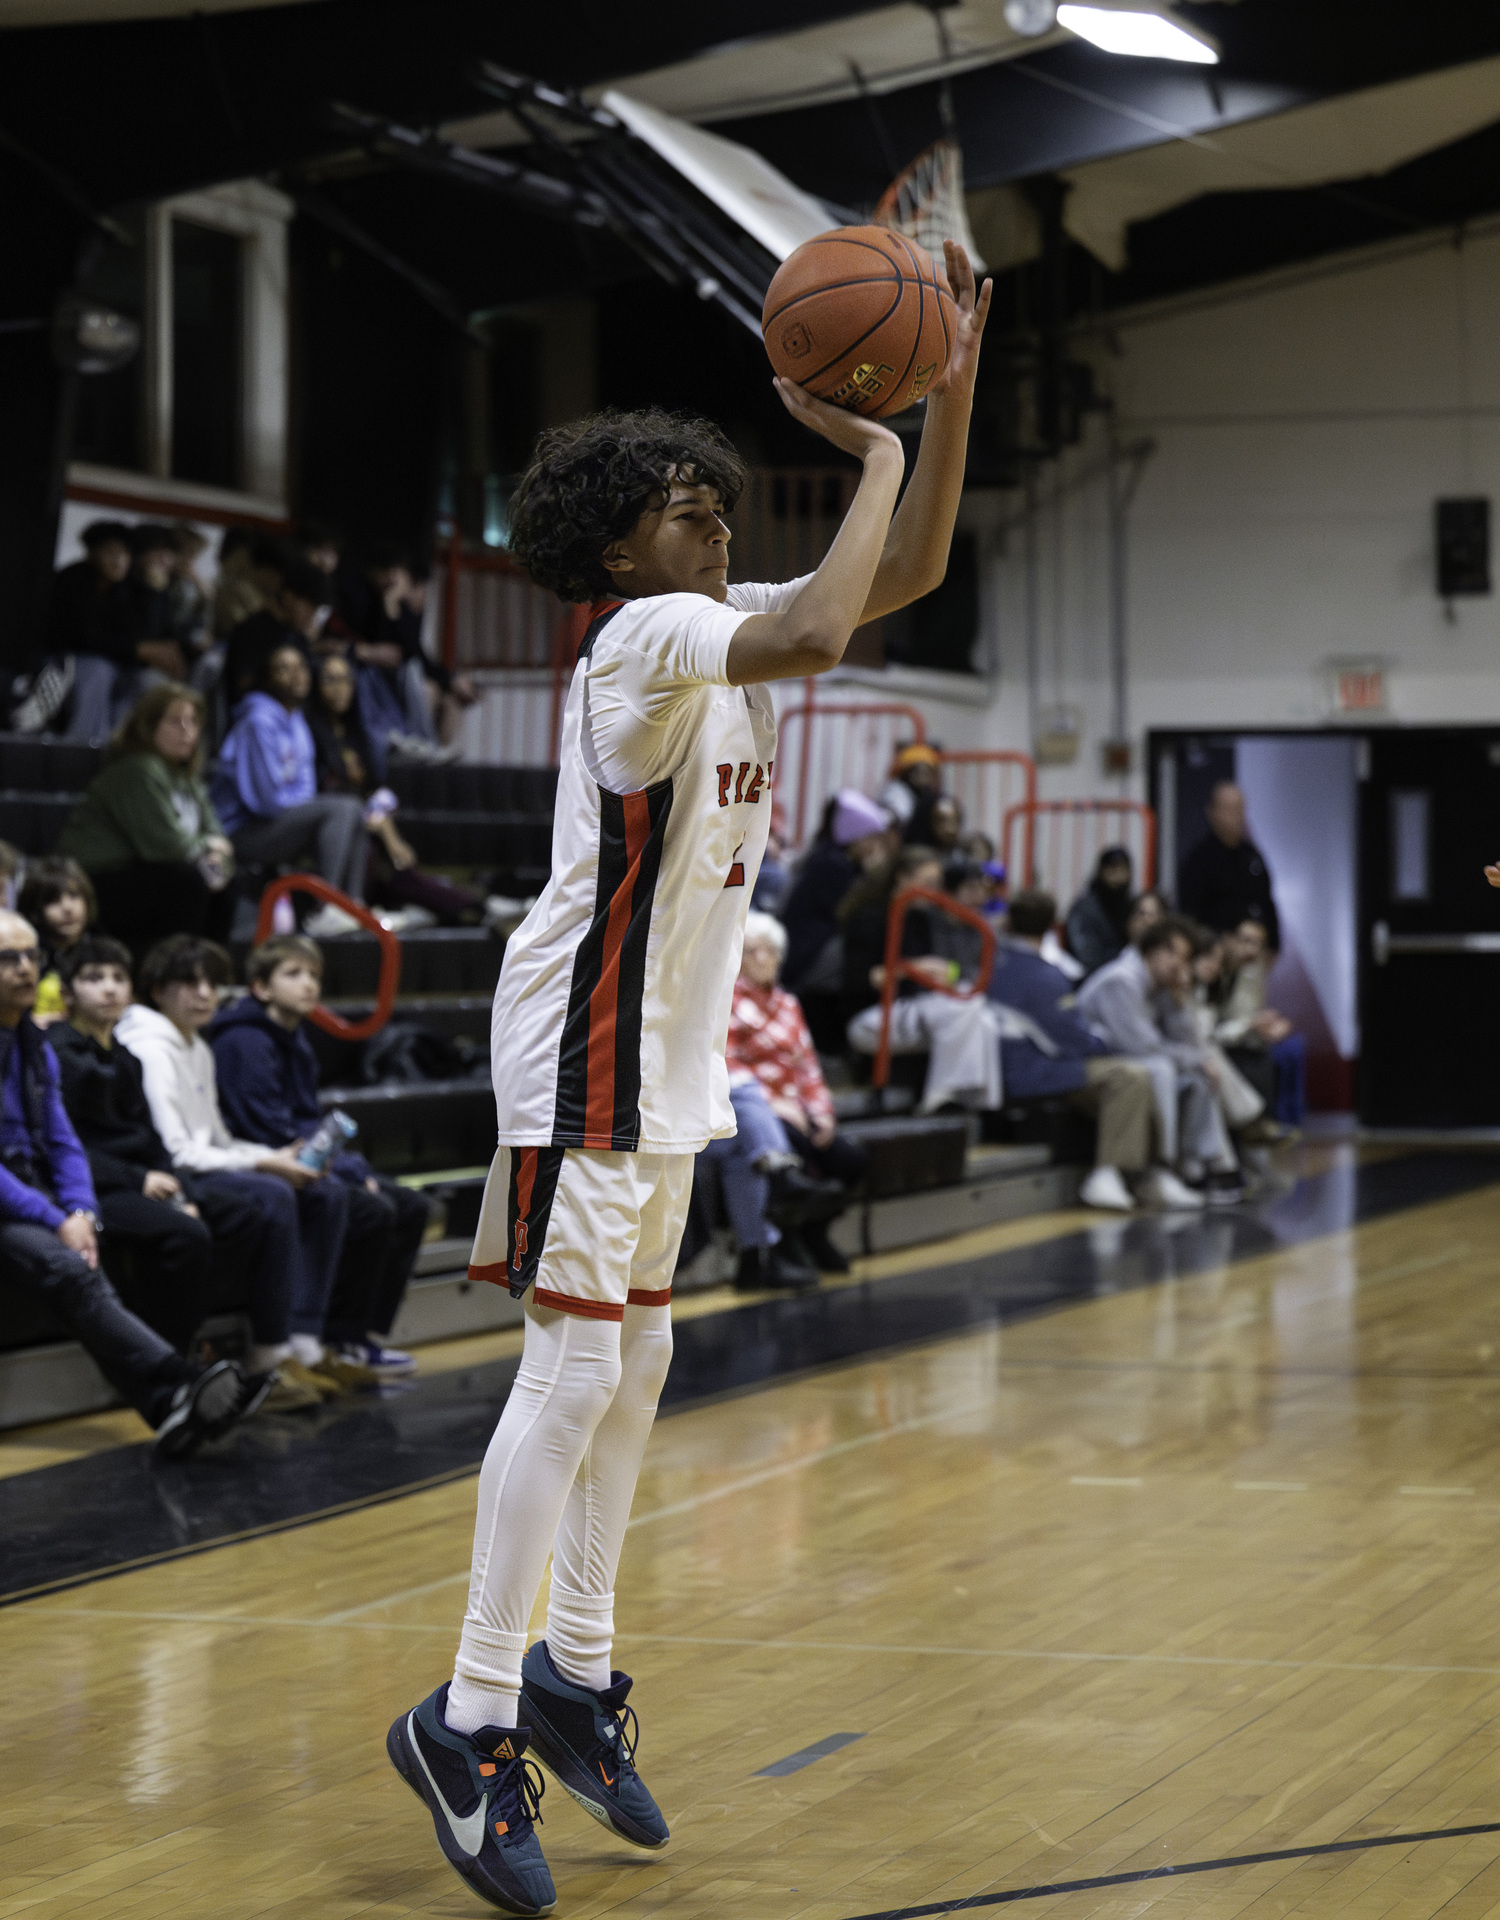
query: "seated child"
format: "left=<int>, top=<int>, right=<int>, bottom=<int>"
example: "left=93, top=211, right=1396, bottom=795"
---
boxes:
left=116, top=934, right=375, bottom=1400
left=19, top=855, right=96, bottom=1025
left=209, top=932, right=427, bottom=1375
left=50, top=934, right=299, bottom=1376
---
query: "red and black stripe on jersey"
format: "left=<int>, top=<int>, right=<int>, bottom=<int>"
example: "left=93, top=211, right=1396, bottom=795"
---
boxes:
left=503, top=1144, right=565, bottom=1298
left=551, top=778, right=673, bottom=1149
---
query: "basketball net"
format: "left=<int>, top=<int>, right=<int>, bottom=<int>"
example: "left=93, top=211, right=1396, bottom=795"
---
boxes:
left=873, top=137, right=987, bottom=275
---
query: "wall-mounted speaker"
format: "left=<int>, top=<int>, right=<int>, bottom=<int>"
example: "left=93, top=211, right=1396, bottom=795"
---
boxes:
left=1436, top=497, right=1490, bottom=597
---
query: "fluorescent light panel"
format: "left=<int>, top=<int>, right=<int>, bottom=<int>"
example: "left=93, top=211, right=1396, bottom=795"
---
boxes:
left=1056, top=5, right=1219, bottom=63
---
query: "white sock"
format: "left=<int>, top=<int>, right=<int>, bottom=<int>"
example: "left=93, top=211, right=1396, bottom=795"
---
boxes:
left=289, top=1334, right=324, bottom=1366
left=545, top=1582, right=614, bottom=1693
left=448, top=1624, right=529, bottom=1732
left=250, top=1341, right=293, bottom=1372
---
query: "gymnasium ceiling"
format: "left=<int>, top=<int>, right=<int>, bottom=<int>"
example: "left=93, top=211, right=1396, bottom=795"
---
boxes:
left=3, top=0, right=1500, bottom=314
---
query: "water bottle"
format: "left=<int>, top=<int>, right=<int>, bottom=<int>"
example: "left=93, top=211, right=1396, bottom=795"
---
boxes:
left=297, top=1108, right=359, bottom=1172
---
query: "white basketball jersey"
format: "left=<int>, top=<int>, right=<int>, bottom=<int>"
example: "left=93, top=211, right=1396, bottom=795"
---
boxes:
left=489, top=578, right=806, bottom=1155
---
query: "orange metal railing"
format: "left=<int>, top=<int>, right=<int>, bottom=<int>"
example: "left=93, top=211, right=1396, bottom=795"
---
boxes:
left=1000, top=799, right=1157, bottom=905
left=254, top=875, right=402, bottom=1042
left=872, top=885, right=997, bottom=1091
left=779, top=697, right=927, bottom=847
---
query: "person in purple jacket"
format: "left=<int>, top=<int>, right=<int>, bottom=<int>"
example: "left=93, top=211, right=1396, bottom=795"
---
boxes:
left=0, top=907, right=261, bottom=1455
left=211, top=643, right=368, bottom=935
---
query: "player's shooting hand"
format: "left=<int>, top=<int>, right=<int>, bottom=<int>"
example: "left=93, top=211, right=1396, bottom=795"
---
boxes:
left=772, top=378, right=904, bottom=465
left=1486, top=862, right=1500, bottom=889
left=931, top=241, right=992, bottom=403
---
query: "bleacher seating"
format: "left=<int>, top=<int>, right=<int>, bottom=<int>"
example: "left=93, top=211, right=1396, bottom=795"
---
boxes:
left=0, top=731, right=1082, bottom=1432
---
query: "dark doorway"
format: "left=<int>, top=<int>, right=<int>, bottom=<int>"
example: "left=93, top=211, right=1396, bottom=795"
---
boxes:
left=1359, top=728, right=1500, bottom=1126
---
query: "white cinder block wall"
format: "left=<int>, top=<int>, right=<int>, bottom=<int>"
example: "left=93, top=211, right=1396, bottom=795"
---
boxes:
left=852, top=214, right=1500, bottom=804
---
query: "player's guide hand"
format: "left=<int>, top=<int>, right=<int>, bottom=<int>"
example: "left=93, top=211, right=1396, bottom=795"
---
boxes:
left=1485, top=862, right=1500, bottom=888
left=930, top=240, right=993, bottom=403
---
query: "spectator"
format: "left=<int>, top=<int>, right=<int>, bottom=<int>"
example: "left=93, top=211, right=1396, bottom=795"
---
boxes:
left=44, top=520, right=154, bottom=744
left=125, top=524, right=195, bottom=681
left=298, top=521, right=344, bottom=581
left=0, top=839, right=19, bottom=915
left=116, top=934, right=372, bottom=1399
left=1160, top=925, right=1270, bottom=1142
left=927, top=795, right=962, bottom=856
left=879, top=741, right=943, bottom=842
left=726, top=911, right=869, bottom=1272
left=55, top=680, right=236, bottom=956
left=338, top=545, right=478, bottom=752
left=1076, top=917, right=1244, bottom=1202
left=18, top=856, right=96, bottom=1024
left=1125, top=888, right=1167, bottom=945
left=212, top=643, right=368, bottom=935
left=1178, top=781, right=1280, bottom=947
left=843, top=845, right=1002, bottom=1114
left=958, top=829, right=995, bottom=866
left=698, top=1079, right=825, bottom=1293
left=0, top=907, right=257, bottom=1454
left=166, top=522, right=211, bottom=654
left=991, top=890, right=1201, bottom=1212
left=1066, top=846, right=1135, bottom=977
left=210, top=932, right=424, bottom=1376
left=929, top=858, right=991, bottom=983
left=306, top=653, right=497, bottom=928
left=50, top=935, right=301, bottom=1375
left=751, top=821, right=789, bottom=913
left=212, top=528, right=283, bottom=641
left=223, top=556, right=325, bottom=710
left=780, top=788, right=890, bottom=1007
left=1215, top=918, right=1306, bottom=1127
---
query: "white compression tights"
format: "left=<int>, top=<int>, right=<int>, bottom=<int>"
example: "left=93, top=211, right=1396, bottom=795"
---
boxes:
left=446, top=1301, right=673, bottom=1733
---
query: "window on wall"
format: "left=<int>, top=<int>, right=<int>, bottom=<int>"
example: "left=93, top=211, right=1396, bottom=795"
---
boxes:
left=71, top=216, right=147, bottom=472
left=171, top=219, right=243, bottom=489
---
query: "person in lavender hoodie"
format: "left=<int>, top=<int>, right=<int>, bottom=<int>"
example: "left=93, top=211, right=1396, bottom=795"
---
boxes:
left=211, top=643, right=367, bottom=937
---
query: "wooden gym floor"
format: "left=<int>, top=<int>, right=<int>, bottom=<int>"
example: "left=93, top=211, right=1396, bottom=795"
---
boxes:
left=8, top=1142, right=1500, bottom=1918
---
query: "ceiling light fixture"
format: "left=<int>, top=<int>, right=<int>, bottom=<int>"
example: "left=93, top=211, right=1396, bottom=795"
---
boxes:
left=1056, top=5, right=1219, bottom=63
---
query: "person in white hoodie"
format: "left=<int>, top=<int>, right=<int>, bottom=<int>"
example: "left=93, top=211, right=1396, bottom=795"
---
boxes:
left=115, top=933, right=371, bottom=1401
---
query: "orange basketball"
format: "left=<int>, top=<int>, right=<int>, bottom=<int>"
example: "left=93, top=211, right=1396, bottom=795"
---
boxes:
left=761, top=225, right=957, bottom=420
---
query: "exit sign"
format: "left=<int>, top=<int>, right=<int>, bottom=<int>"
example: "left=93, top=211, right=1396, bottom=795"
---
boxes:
left=1324, top=656, right=1390, bottom=719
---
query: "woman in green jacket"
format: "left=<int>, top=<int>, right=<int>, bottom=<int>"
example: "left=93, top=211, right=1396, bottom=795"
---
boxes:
left=56, top=680, right=237, bottom=955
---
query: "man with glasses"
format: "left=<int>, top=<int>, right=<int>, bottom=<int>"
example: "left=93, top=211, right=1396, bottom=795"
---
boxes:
left=0, top=910, right=263, bottom=1456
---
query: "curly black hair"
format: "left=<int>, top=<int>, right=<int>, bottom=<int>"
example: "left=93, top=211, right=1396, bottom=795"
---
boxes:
left=508, top=409, right=748, bottom=603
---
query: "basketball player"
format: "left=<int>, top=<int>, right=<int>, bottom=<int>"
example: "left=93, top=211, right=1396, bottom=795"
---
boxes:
left=388, top=243, right=991, bottom=1914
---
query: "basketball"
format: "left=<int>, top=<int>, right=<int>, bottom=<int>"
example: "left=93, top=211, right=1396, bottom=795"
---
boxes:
left=761, top=223, right=958, bottom=419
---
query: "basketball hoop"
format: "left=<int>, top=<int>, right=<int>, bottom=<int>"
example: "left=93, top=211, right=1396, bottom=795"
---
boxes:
left=873, top=137, right=987, bottom=274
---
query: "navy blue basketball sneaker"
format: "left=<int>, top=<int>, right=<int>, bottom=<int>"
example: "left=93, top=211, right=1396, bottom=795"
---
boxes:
left=387, top=1684, right=556, bottom=1915
left=518, top=1640, right=669, bottom=1849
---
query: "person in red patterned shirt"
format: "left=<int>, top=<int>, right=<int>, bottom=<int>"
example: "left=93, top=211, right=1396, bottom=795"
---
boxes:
left=729, top=912, right=869, bottom=1271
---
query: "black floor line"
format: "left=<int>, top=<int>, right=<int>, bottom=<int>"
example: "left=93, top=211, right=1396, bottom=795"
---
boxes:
left=839, top=1820, right=1500, bottom=1918
left=3, top=1149, right=1497, bottom=1608
left=755, top=1732, right=866, bottom=1777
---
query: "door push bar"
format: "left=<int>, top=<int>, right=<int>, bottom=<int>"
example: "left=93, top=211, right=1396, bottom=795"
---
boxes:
left=1371, top=921, right=1500, bottom=964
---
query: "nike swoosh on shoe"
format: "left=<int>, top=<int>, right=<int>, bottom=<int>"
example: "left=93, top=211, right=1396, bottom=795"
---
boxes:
left=409, top=1711, right=488, bottom=1857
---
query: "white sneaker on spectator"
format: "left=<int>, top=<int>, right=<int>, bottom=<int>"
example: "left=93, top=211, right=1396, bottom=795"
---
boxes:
left=372, top=905, right=436, bottom=933
left=1145, top=1168, right=1206, bottom=1211
left=483, top=894, right=533, bottom=929
left=1080, top=1165, right=1135, bottom=1212
left=303, top=903, right=363, bottom=939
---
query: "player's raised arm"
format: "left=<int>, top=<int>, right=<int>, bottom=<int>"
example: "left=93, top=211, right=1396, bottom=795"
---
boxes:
left=725, top=385, right=905, bottom=686
left=859, top=240, right=991, bottom=624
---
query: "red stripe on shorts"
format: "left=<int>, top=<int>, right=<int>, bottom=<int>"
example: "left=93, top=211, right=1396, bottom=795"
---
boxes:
left=625, top=1286, right=672, bottom=1307
left=532, top=1286, right=625, bottom=1322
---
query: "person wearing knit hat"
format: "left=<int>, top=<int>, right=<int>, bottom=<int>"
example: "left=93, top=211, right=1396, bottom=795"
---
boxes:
left=880, top=741, right=944, bottom=841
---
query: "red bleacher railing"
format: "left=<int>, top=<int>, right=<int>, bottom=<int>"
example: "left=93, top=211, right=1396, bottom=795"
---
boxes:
left=936, top=750, right=1036, bottom=862
left=779, top=696, right=928, bottom=847
left=254, top=875, right=402, bottom=1042
left=872, top=885, right=996, bottom=1092
left=1000, top=800, right=1157, bottom=905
